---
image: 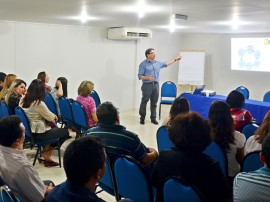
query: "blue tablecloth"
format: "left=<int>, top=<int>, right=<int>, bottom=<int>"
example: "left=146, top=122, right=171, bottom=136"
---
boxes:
left=180, top=93, right=270, bottom=123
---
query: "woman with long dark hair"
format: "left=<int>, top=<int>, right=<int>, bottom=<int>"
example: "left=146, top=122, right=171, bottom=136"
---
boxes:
left=152, top=112, right=231, bottom=202
left=208, top=100, right=246, bottom=185
left=50, top=77, right=68, bottom=116
left=162, top=97, right=189, bottom=126
left=20, top=79, right=69, bottom=167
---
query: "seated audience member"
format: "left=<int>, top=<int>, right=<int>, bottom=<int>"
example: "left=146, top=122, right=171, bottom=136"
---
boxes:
left=209, top=100, right=246, bottom=186
left=151, top=112, right=231, bottom=202
left=46, top=136, right=106, bottom=202
left=50, top=77, right=68, bottom=116
left=76, top=80, right=98, bottom=128
left=226, top=90, right=253, bottom=132
left=233, top=133, right=270, bottom=201
left=0, top=115, right=54, bottom=202
left=37, top=71, right=52, bottom=93
left=162, top=97, right=189, bottom=126
left=5, top=79, right=27, bottom=114
left=87, top=101, right=158, bottom=165
left=20, top=79, right=70, bottom=167
left=0, top=72, right=6, bottom=91
left=245, top=110, right=270, bottom=155
left=0, top=74, right=17, bottom=101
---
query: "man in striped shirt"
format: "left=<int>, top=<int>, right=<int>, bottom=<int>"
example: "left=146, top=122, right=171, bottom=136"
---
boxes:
left=233, top=134, right=270, bottom=201
left=86, top=101, right=158, bottom=165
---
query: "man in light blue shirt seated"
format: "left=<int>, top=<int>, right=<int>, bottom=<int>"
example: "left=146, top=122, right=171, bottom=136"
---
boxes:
left=233, top=133, right=270, bottom=201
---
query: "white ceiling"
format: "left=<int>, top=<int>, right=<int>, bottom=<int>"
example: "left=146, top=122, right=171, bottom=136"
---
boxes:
left=1, top=0, right=270, bottom=33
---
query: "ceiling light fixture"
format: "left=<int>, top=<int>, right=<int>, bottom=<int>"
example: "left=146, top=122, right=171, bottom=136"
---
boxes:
left=137, top=0, right=146, bottom=18
left=79, top=10, right=88, bottom=23
left=169, top=18, right=176, bottom=32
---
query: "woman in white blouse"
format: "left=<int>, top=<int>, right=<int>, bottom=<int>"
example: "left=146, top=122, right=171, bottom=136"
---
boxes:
left=208, top=100, right=246, bottom=187
left=20, top=79, right=69, bottom=167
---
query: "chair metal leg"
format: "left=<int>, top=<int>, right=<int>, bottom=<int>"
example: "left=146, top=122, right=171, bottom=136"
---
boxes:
left=159, top=103, right=161, bottom=120
left=57, top=142, right=61, bottom=168
left=33, top=147, right=41, bottom=166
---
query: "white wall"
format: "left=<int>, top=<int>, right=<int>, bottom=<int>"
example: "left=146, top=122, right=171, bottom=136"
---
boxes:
left=0, top=21, right=182, bottom=111
left=181, top=33, right=270, bottom=100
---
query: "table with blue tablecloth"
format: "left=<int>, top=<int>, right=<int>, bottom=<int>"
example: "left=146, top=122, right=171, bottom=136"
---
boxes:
left=180, top=93, right=270, bottom=123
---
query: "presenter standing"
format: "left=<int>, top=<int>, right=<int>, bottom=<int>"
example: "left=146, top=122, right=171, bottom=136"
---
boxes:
left=138, top=48, right=181, bottom=125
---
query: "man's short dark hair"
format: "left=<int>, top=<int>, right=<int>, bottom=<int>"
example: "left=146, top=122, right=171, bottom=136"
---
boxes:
left=145, top=48, right=154, bottom=58
left=0, top=115, right=23, bottom=147
left=0, top=72, right=6, bottom=83
left=262, top=133, right=270, bottom=168
left=96, top=101, right=119, bottom=125
left=226, top=90, right=245, bottom=108
left=63, top=136, right=106, bottom=187
left=168, top=112, right=211, bottom=152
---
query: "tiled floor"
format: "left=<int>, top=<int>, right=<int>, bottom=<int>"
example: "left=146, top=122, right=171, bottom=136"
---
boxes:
left=29, top=106, right=171, bottom=201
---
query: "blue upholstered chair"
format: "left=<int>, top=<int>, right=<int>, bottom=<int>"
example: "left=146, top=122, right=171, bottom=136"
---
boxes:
left=114, top=155, right=154, bottom=202
left=242, top=123, right=259, bottom=139
left=235, top=86, right=249, bottom=99
left=71, top=101, right=89, bottom=138
left=159, top=81, right=177, bottom=120
left=59, top=96, right=74, bottom=128
left=0, top=101, right=10, bottom=119
left=0, top=185, right=20, bottom=202
left=90, top=90, right=101, bottom=108
left=156, top=126, right=173, bottom=152
left=241, top=150, right=263, bottom=172
left=15, top=107, right=61, bottom=167
left=203, top=141, right=228, bottom=177
left=163, top=176, right=203, bottom=202
left=97, top=158, right=120, bottom=201
left=263, top=91, right=270, bottom=102
left=44, top=93, right=58, bottom=116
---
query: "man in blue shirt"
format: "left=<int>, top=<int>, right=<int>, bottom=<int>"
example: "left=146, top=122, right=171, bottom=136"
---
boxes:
left=138, top=48, right=181, bottom=125
left=46, top=136, right=106, bottom=202
left=233, top=133, right=270, bottom=201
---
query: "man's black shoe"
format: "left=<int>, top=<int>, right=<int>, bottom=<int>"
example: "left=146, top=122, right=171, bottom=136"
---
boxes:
left=151, top=120, right=158, bottom=125
left=140, top=119, right=145, bottom=125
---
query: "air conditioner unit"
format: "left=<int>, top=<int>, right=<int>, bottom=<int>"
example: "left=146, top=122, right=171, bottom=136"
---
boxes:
left=108, top=27, right=152, bottom=40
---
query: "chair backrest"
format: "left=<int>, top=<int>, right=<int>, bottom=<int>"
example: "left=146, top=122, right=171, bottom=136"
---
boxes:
left=161, top=81, right=177, bottom=99
left=156, top=126, right=173, bottom=152
left=242, top=123, right=259, bottom=139
left=0, top=101, right=10, bottom=119
left=235, top=86, right=249, bottom=99
left=0, top=176, right=5, bottom=187
left=263, top=91, right=270, bottom=102
left=163, top=177, right=203, bottom=202
left=114, top=155, right=154, bottom=202
left=44, top=93, right=58, bottom=116
left=241, top=150, right=263, bottom=172
left=0, top=185, right=18, bottom=202
left=203, top=141, right=228, bottom=177
left=98, top=158, right=120, bottom=201
left=71, top=101, right=88, bottom=130
left=14, top=107, right=33, bottom=142
left=90, top=90, right=101, bottom=107
left=59, top=96, right=74, bottom=126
